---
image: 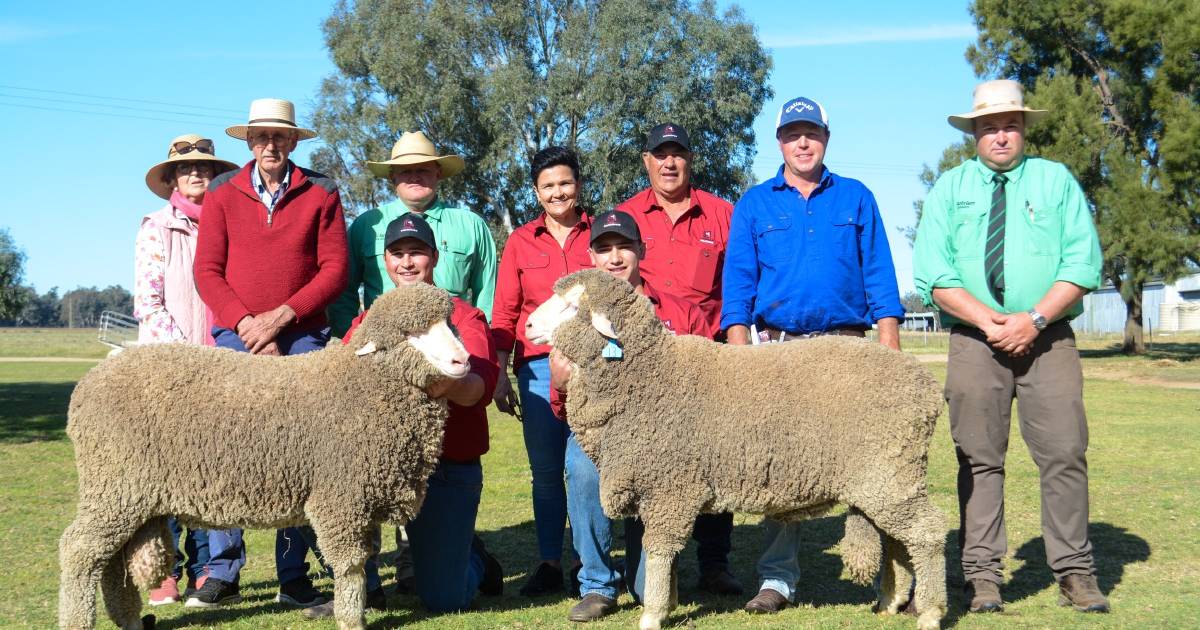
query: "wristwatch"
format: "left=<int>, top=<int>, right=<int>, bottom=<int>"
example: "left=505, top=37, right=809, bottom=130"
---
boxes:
left=1027, top=309, right=1048, bottom=331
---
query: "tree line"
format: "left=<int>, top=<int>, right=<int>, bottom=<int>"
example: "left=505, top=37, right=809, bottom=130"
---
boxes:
left=0, top=227, right=132, bottom=327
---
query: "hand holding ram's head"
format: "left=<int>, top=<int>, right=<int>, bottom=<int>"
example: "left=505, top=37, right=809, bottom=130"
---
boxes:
left=349, top=282, right=470, bottom=388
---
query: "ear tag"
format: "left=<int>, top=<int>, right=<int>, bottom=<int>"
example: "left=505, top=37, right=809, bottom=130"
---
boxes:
left=602, top=339, right=624, bottom=360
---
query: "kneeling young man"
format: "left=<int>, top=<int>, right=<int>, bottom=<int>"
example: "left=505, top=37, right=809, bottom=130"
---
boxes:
left=306, top=214, right=502, bottom=618
left=550, top=210, right=712, bottom=621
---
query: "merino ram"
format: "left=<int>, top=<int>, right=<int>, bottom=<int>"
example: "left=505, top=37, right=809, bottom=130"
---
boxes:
left=59, top=283, right=467, bottom=630
left=526, top=269, right=948, bottom=630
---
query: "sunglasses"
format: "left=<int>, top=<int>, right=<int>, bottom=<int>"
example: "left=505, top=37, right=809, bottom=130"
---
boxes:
left=172, top=139, right=215, bottom=156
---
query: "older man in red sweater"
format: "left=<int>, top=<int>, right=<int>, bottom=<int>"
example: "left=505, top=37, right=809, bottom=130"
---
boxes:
left=191, top=98, right=348, bottom=611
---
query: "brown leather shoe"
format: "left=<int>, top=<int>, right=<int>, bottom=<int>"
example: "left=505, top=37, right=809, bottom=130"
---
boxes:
left=965, top=579, right=1003, bottom=613
left=743, top=588, right=789, bottom=614
left=1058, top=574, right=1109, bottom=613
left=568, top=593, right=618, bottom=622
left=697, top=568, right=744, bottom=595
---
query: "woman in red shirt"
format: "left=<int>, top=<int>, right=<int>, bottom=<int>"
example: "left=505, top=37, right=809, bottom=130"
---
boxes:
left=490, top=146, right=593, bottom=596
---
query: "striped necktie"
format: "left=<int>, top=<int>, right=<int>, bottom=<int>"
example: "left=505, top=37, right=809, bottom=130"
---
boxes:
left=985, top=173, right=1008, bottom=305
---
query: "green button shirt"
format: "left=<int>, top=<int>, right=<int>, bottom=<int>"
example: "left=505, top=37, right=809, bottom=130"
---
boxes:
left=329, top=198, right=498, bottom=336
left=913, top=156, right=1102, bottom=327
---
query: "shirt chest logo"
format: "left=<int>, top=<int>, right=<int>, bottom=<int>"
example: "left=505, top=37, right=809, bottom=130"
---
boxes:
left=699, top=230, right=715, bottom=245
left=956, top=201, right=976, bottom=209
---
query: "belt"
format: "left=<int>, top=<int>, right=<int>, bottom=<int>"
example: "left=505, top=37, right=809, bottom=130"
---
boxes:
left=758, top=326, right=866, bottom=343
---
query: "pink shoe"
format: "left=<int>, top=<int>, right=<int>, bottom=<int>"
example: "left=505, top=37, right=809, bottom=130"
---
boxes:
left=149, top=575, right=180, bottom=606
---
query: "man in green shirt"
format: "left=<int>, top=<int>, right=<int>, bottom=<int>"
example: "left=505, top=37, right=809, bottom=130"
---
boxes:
left=913, top=80, right=1109, bottom=615
left=329, top=131, right=497, bottom=337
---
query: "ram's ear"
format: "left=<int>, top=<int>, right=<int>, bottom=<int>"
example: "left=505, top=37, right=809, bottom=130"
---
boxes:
left=355, top=341, right=378, bottom=356
left=561, top=283, right=586, bottom=307
left=590, top=311, right=618, bottom=340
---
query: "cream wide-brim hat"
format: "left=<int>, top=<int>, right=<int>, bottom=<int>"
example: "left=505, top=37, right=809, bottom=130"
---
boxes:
left=144, top=133, right=240, bottom=200
left=366, top=131, right=465, bottom=179
left=225, top=98, right=317, bottom=141
left=948, top=79, right=1048, bottom=134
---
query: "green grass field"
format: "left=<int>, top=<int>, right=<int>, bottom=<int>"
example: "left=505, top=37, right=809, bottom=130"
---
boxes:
left=1, top=329, right=1197, bottom=628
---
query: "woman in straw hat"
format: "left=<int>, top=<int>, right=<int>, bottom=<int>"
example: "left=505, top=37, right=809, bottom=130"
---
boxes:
left=134, top=133, right=237, bottom=605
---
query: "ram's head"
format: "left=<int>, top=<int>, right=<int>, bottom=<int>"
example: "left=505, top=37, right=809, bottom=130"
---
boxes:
left=526, top=269, right=660, bottom=367
left=350, top=283, right=469, bottom=384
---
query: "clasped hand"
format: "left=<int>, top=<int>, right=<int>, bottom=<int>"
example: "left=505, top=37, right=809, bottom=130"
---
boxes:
left=235, top=305, right=295, bottom=355
left=983, top=311, right=1038, bottom=357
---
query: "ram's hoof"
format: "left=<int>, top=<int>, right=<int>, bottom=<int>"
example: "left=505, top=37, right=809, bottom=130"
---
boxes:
left=638, top=612, right=663, bottom=630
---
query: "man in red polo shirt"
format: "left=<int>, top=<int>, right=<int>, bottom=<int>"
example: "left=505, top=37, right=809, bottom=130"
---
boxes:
left=615, top=122, right=733, bottom=339
left=549, top=211, right=726, bottom=621
left=614, top=123, right=741, bottom=596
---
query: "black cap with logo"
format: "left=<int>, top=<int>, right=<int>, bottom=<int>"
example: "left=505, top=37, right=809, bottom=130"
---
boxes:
left=384, top=213, right=437, bottom=251
left=644, top=122, right=691, bottom=152
left=590, top=210, right=642, bottom=246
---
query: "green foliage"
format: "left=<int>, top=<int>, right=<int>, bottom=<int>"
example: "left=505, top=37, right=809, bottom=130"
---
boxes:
left=917, top=0, right=1200, bottom=353
left=0, top=228, right=29, bottom=320
left=311, top=0, right=772, bottom=231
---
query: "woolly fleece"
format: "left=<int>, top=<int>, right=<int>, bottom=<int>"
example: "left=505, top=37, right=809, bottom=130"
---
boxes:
left=545, top=270, right=948, bottom=630
left=59, top=283, right=457, bottom=630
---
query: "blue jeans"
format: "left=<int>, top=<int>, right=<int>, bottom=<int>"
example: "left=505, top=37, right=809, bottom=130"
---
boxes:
left=518, top=357, right=572, bottom=563
left=623, top=512, right=735, bottom=603
left=407, top=461, right=486, bottom=612
left=167, top=518, right=209, bottom=582
left=206, top=325, right=337, bottom=586
left=756, top=518, right=801, bottom=601
left=565, top=434, right=621, bottom=599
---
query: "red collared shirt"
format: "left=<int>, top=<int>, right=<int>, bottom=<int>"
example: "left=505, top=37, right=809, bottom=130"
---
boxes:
left=491, top=212, right=595, bottom=368
left=343, top=296, right=498, bottom=462
left=615, top=187, right=733, bottom=337
left=550, top=279, right=708, bottom=418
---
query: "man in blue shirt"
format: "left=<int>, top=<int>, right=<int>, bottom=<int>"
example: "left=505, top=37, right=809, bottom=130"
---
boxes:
left=721, top=96, right=905, bottom=613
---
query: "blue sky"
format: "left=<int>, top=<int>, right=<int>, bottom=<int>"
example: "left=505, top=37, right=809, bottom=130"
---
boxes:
left=0, top=0, right=981, bottom=298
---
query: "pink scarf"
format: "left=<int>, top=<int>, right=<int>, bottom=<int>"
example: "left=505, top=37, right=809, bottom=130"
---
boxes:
left=167, top=191, right=215, bottom=345
left=170, top=190, right=204, bottom=221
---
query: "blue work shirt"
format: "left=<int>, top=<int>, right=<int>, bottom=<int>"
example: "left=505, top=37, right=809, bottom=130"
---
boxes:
left=720, top=165, right=904, bottom=334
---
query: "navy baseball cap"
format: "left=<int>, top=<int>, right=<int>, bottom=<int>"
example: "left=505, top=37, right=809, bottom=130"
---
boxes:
left=384, top=214, right=437, bottom=251
left=775, top=96, right=829, bottom=132
left=590, top=210, right=642, bottom=245
left=645, top=123, right=691, bottom=152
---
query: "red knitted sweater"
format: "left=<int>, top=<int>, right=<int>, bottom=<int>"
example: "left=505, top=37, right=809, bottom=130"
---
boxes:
left=195, top=161, right=348, bottom=332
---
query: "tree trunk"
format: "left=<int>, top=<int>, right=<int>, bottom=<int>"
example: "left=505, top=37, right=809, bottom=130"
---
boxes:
left=1121, top=279, right=1145, bottom=354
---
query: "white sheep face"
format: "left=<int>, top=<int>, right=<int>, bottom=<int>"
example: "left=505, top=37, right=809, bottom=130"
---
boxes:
left=527, top=284, right=589, bottom=345
left=358, top=319, right=470, bottom=378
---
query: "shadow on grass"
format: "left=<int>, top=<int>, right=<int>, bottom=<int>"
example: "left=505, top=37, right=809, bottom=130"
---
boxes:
left=0, top=381, right=74, bottom=443
left=1079, top=341, right=1200, bottom=361
left=1006, top=522, right=1150, bottom=603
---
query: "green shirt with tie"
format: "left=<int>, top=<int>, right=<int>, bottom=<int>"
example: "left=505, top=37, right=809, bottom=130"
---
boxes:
left=913, top=156, right=1103, bottom=327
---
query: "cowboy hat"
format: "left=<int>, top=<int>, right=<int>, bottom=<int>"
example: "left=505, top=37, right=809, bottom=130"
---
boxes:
left=366, top=131, right=465, bottom=179
left=144, top=133, right=239, bottom=200
left=948, top=79, right=1048, bottom=134
left=225, top=98, right=317, bottom=141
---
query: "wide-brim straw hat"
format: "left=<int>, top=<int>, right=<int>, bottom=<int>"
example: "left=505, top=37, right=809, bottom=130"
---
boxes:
left=948, top=79, right=1048, bottom=134
left=225, top=98, right=317, bottom=141
left=144, top=133, right=240, bottom=200
left=366, top=131, right=465, bottom=179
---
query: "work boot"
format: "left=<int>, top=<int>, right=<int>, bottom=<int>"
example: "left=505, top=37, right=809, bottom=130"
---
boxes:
left=184, top=578, right=241, bottom=608
left=697, top=567, right=744, bottom=595
left=1058, top=574, right=1110, bottom=613
left=568, top=593, right=618, bottom=621
left=743, top=588, right=789, bottom=613
left=276, top=576, right=327, bottom=607
left=473, top=535, right=504, bottom=596
left=519, top=561, right=564, bottom=596
left=965, top=578, right=1003, bottom=613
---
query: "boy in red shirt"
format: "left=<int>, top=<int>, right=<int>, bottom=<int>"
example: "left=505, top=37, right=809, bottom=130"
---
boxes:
left=550, top=211, right=714, bottom=621
left=307, top=214, right=502, bottom=617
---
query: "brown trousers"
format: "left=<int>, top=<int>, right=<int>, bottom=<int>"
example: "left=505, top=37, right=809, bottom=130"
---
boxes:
left=945, top=322, right=1095, bottom=583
